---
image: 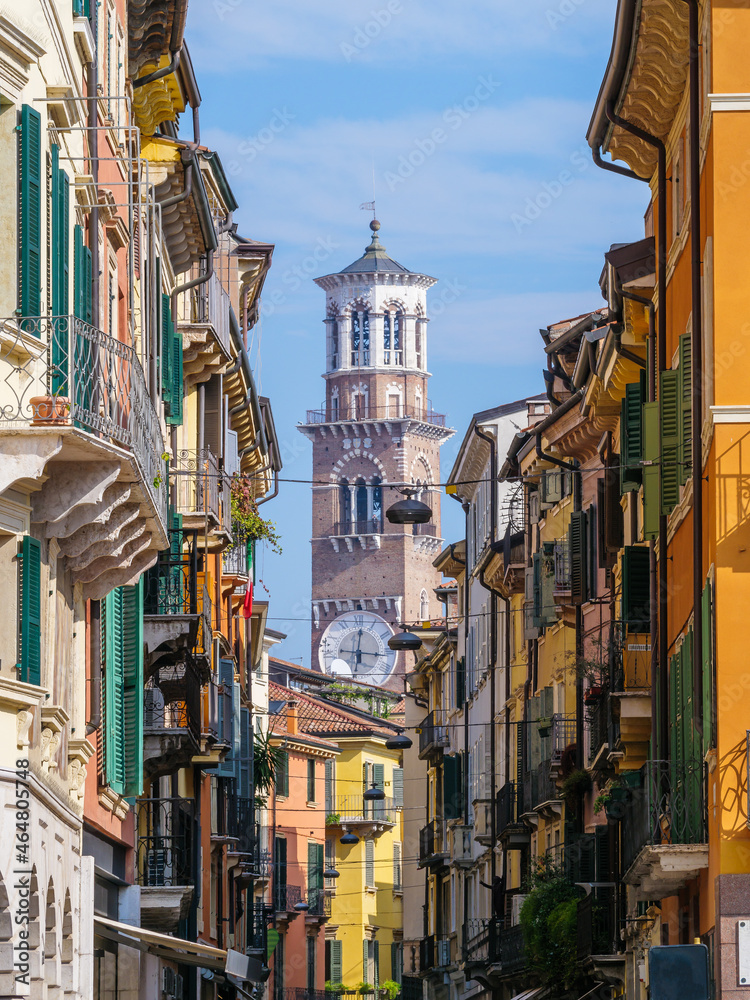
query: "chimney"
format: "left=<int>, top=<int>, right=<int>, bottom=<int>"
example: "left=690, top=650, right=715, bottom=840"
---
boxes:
left=286, top=699, right=299, bottom=735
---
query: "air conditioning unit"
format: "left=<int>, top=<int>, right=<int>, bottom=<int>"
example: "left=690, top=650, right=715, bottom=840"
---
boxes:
left=437, top=939, right=451, bottom=966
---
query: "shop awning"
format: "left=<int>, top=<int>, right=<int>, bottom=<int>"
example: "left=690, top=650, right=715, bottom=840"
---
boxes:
left=93, top=915, right=264, bottom=981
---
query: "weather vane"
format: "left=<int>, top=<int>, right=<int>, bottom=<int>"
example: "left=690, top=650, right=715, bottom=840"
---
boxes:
left=359, top=201, right=376, bottom=219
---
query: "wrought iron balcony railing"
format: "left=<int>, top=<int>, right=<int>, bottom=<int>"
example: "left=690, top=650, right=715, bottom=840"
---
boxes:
left=306, top=889, right=332, bottom=917
left=465, top=918, right=491, bottom=962
left=418, top=819, right=447, bottom=866
left=331, top=519, right=382, bottom=536
left=621, top=759, right=707, bottom=873
left=172, top=448, right=229, bottom=526
left=273, top=883, right=302, bottom=912
left=144, top=660, right=202, bottom=742
left=587, top=692, right=611, bottom=764
left=227, top=796, right=256, bottom=855
left=495, top=922, right=525, bottom=972
left=577, top=887, right=619, bottom=959
left=0, top=315, right=166, bottom=529
left=325, top=795, right=399, bottom=823
left=223, top=527, right=250, bottom=577
left=144, top=528, right=212, bottom=656
left=136, top=797, right=197, bottom=887
left=304, top=403, right=446, bottom=427
left=179, top=268, right=232, bottom=356
left=418, top=710, right=449, bottom=758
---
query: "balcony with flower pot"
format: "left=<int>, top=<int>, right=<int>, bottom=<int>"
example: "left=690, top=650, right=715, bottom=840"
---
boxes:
left=0, top=314, right=168, bottom=598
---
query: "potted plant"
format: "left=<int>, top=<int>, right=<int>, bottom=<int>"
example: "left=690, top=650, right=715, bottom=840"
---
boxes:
left=230, top=473, right=282, bottom=553
left=593, top=777, right=629, bottom=821
left=559, top=768, right=592, bottom=807
left=380, top=982, right=401, bottom=1000
left=537, top=717, right=552, bottom=738
left=30, top=393, right=70, bottom=425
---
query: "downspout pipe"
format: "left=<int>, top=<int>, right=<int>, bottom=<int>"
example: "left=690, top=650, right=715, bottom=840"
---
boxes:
left=132, top=48, right=182, bottom=89
left=474, top=425, right=498, bottom=883
left=592, top=143, right=647, bottom=182
left=160, top=154, right=193, bottom=209
left=678, top=0, right=704, bottom=739
left=171, top=250, right=213, bottom=344
left=604, top=100, right=670, bottom=761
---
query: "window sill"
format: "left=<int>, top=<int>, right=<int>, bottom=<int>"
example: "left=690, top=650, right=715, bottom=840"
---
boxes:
left=306, top=801, right=318, bottom=808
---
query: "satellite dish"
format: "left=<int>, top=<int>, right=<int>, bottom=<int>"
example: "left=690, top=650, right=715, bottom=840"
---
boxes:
left=330, top=658, right=352, bottom=677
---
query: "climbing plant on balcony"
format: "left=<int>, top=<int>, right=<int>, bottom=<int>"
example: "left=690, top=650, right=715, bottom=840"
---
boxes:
left=520, top=859, right=584, bottom=993
left=230, top=474, right=282, bottom=553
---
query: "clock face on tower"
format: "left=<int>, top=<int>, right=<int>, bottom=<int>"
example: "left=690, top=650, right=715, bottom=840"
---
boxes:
left=319, top=611, right=397, bottom=686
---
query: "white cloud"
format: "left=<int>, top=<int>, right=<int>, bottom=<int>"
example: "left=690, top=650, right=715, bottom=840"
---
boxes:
left=187, top=0, right=616, bottom=68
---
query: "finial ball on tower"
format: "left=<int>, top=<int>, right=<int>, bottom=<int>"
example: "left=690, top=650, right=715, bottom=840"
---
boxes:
left=370, top=219, right=381, bottom=232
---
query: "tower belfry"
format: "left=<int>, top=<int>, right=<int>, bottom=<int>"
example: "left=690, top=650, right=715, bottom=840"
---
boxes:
left=299, top=221, right=454, bottom=690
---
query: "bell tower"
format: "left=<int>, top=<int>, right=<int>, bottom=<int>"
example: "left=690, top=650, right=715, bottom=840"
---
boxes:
left=298, top=220, right=454, bottom=690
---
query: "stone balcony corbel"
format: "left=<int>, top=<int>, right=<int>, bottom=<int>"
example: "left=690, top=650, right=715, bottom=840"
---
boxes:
left=67, top=737, right=95, bottom=809
left=0, top=675, right=48, bottom=756
left=39, top=704, right=70, bottom=776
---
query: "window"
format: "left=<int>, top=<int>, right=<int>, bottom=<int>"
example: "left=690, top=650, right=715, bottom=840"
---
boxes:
left=351, top=311, right=360, bottom=364
left=393, top=842, right=402, bottom=890
left=339, top=479, right=351, bottom=530
left=383, top=309, right=403, bottom=364
left=415, top=320, right=423, bottom=368
left=307, top=936, right=316, bottom=994
left=391, top=943, right=402, bottom=986
left=365, top=839, right=375, bottom=887
left=331, top=318, right=339, bottom=369
left=386, top=393, right=401, bottom=417
left=307, top=758, right=316, bottom=801
left=275, top=751, right=289, bottom=797
left=351, top=309, right=370, bottom=365
left=19, top=535, right=41, bottom=685
left=328, top=940, right=343, bottom=985
left=355, top=478, right=368, bottom=528
left=372, top=478, right=382, bottom=527
left=420, top=589, right=429, bottom=621
left=331, top=393, right=339, bottom=420
left=325, top=838, right=337, bottom=888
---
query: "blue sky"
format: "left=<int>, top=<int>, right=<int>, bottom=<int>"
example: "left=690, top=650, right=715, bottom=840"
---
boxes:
left=186, top=0, right=648, bottom=665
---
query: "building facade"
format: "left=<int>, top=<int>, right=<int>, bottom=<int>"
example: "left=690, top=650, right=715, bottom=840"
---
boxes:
left=299, top=221, right=454, bottom=692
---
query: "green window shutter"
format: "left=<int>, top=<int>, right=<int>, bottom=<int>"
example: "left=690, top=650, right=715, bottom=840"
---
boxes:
left=620, top=381, right=644, bottom=492
left=642, top=401, right=660, bottom=540
left=373, top=762, right=384, bottom=792
left=19, top=104, right=42, bottom=324
left=541, top=541, right=556, bottom=623
left=50, top=145, right=70, bottom=395
left=216, top=658, right=237, bottom=777
left=325, top=758, right=334, bottom=812
left=73, top=224, right=93, bottom=322
left=569, top=510, right=588, bottom=605
left=73, top=0, right=91, bottom=16
left=532, top=552, right=542, bottom=627
left=455, top=655, right=465, bottom=706
left=622, top=545, right=650, bottom=632
left=660, top=369, right=681, bottom=514
left=308, top=840, right=318, bottom=899
left=392, top=766, right=404, bottom=807
left=19, top=535, right=42, bottom=685
left=365, top=838, right=375, bottom=886
left=679, top=332, right=692, bottom=485
left=276, top=750, right=289, bottom=797
left=391, top=942, right=402, bottom=985
left=331, top=940, right=343, bottom=985
left=161, top=293, right=173, bottom=410
left=239, top=706, right=251, bottom=799
left=702, top=580, right=713, bottom=751
left=167, top=315, right=184, bottom=426
left=374, top=941, right=380, bottom=991
left=122, top=579, right=144, bottom=797
left=393, top=841, right=402, bottom=889
left=102, top=587, right=126, bottom=794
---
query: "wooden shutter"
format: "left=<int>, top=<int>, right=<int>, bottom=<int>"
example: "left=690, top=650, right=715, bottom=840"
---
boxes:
left=642, top=401, right=660, bottom=540
left=443, top=754, right=462, bottom=820
left=308, top=840, right=318, bottom=900
left=274, top=835, right=287, bottom=891
left=622, top=545, right=650, bottom=632
left=373, top=762, right=384, bottom=792
left=363, top=940, right=370, bottom=985
left=204, top=374, right=223, bottom=461
left=19, top=104, right=42, bottom=323
left=532, top=552, right=542, bottom=626
left=374, top=940, right=380, bottom=990
left=102, top=587, right=126, bottom=794
left=660, top=369, right=681, bottom=514
left=276, top=750, right=289, bottom=797
left=325, top=758, right=334, bottom=812
left=240, top=706, right=251, bottom=799
left=391, top=942, right=402, bottom=985
left=620, top=381, right=643, bottom=492
left=702, top=579, right=714, bottom=752
left=393, top=841, right=402, bottom=889
left=365, top=838, right=375, bottom=886
left=392, top=766, right=404, bottom=807
left=679, top=332, right=692, bottom=485
left=216, top=658, right=237, bottom=777
left=569, top=510, right=588, bottom=605
left=161, top=293, right=173, bottom=411
left=594, top=825, right=610, bottom=880
left=50, top=145, right=69, bottom=316
left=455, top=656, right=465, bottom=706
left=168, top=314, right=184, bottom=426
left=19, top=535, right=42, bottom=685
left=122, top=579, right=144, bottom=797
left=330, top=940, right=343, bottom=985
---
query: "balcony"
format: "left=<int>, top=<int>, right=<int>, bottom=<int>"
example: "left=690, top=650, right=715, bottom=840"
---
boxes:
left=223, top=527, right=250, bottom=580
left=610, top=633, right=652, bottom=771
left=303, top=403, right=447, bottom=427
left=273, top=883, right=302, bottom=918
left=227, top=797, right=257, bottom=857
left=325, top=795, right=398, bottom=837
left=331, top=518, right=382, bottom=537
left=172, top=447, right=230, bottom=542
left=0, top=315, right=167, bottom=598
left=496, top=781, right=530, bottom=850
left=465, top=918, right=491, bottom=964
left=305, top=888, right=332, bottom=923
left=577, top=887, right=620, bottom=960
left=622, top=760, right=708, bottom=899
left=452, top=825, right=473, bottom=867
left=495, top=922, right=526, bottom=974
left=501, top=527, right=526, bottom=595
left=587, top=692, right=611, bottom=768
left=143, top=527, right=212, bottom=673
left=143, top=660, right=202, bottom=778
left=473, top=798, right=493, bottom=846
left=247, top=901, right=267, bottom=955
left=530, top=760, right=561, bottom=816
left=136, top=797, right=197, bottom=932
left=418, top=710, right=449, bottom=759
left=179, top=270, right=232, bottom=389
left=419, top=935, right=434, bottom=974
left=418, top=819, right=449, bottom=870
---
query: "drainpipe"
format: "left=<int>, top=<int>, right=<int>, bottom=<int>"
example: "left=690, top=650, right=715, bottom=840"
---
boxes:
left=132, top=48, right=182, bottom=89
left=256, top=467, right=279, bottom=506
left=604, top=101, right=669, bottom=761
left=677, top=0, right=704, bottom=739
left=533, top=411, right=584, bottom=774
left=160, top=154, right=193, bottom=209
left=171, top=250, right=213, bottom=342
left=474, top=425, right=498, bottom=884
left=592, top=144, right=646, bottom=182
left=87, top=0, right=99, bottom=329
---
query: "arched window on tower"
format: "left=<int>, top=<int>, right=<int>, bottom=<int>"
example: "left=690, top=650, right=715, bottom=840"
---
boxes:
left=372, top=477, right=382, bottom=530
left=383, top=309, right=404, bottom=365
left=415, top=318, right=423, bottom=369
left=339, top=479, right=351, bottom=532
left=420, top=589, right=430, bottom=621
left=383, top=312, right=391, bottom=362
left=355, top=478, right=368, bottom=531
left=362, top=311, right=370, bottom=364
left=351, top=312, right=360, bottom=365
left=393, top=311, right=403, bottom=364
left=331, top=318, right=339, bottom=370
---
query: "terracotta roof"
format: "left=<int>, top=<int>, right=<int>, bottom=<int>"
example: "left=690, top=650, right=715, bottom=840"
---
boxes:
left=269, top=656, right=329, bottom=678
left=435, top=579, right=458, bottom=590
left=268, top=681, right=396, bottom=738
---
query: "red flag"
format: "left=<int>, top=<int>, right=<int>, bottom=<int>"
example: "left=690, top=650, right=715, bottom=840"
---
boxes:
left=242, top=582, right=253, bottom=618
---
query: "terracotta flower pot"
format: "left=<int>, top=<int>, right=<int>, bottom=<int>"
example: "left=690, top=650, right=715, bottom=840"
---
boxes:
left=30, top=395, right=70, bottom=425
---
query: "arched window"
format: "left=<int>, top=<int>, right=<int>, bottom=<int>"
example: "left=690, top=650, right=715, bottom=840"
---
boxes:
left=350, top=309, right=370, bottom=366
left=339, top=479, right=351, bottom=531
left=330, top=389, right=339, bottom=421
left=331, top=318, right=339, bottom=369
left=415, top=319, right=423, bottom=368
left=393, top=312, right=402, bottom=359
left=362, top=311, right=370, bottom=364
left=355, top=478, right=368, bottom=529
left=420, top=589, right=430, bottom=621
left=372, top=477, right=382, bottom=528
left=384, top=313, right=391, bottom=357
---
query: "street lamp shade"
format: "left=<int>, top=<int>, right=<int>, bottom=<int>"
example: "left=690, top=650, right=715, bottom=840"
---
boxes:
left=340, top=831, right=359, bottom=845
left=388, top=630, right=423, bottom=652
left=385, top=496, right=432, bottom=524
left=363, top=782, right=385, bottom=802
left=385, top=732, right=413, bottom=751
left=323, top=867, right=340, bottom=879
left=294, top=901, right=309, bottom=912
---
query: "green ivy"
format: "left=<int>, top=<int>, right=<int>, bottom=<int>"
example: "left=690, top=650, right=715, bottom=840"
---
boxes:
left=520, top=859, right=583, bottom=992
left=230, top=474, right=282, bottom=553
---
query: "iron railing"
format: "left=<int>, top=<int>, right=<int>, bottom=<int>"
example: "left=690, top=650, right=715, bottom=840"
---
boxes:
left=179, top=267, right=232, bottom=356
left=331, top=519, right=383, bottom=536
left=577, top=887, right=619, bottom=959
left=248, top=901, right=267, bottom=952
left=622, top=760, right=707, bottom=872
left=172, top=448, right=228, bottom=525
left=136, top=797, right=196, bottom=887
left=411, top=522, right=438, bottom=536
left=551, top=714, right=577, bottom=761
left=0, top=315, right=167, bottom=530
left=296, top=990, right=328, bottom=1000
left=227, top=797, right=256, bottom=855
left=587, top=693, right=610, bottom=764
left=530, top=761, right=559, bottom=809
left=223, top=527, right=250, bottom=576
left=143, top=529, right=212, bottom=656
left=465, top=918, right=490, bottom=961
left=554, top=541, right=571, bottom=590
left=144, top=660, right=202, bottom=742
left=496, top=922, right=525, bottom=972
left=420, top=935, right=435, bottom=971
left=418, top=710, right=449, bottom=758
left=419, top=819, right=447, bottom=864
left=273, top=883, right=301, bottom=912
left=304, top=404, right=446, bottom=427
left=496, top=781, right=523, bottom=835
left=306, top=890, right=331, bottom=917
left=325, top=795, right=399, bottom=822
